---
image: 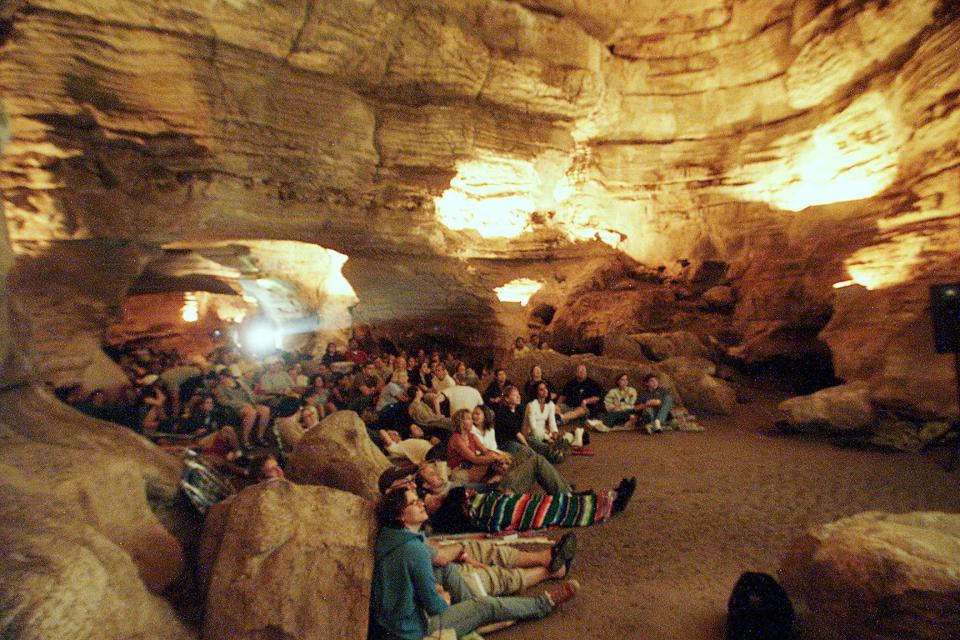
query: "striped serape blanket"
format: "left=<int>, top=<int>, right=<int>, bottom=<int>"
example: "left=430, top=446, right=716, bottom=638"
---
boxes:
left=468, top=489, right=616, bottom=533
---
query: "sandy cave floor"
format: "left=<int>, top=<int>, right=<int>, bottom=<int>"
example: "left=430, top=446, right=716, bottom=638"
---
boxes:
left=491, top=383, right=960, bottom=640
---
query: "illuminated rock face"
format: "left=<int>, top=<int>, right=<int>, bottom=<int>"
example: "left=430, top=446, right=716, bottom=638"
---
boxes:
left=0, top=0, right=957, bottom=420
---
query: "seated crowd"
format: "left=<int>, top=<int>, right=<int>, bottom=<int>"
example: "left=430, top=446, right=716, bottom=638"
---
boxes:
left=64, top=331, right=674, bottom=638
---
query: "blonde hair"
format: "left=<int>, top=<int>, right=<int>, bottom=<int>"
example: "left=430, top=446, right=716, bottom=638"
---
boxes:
left=451, top=408, right=472, bottom=433
left=391, top=368, right=409, bottom=386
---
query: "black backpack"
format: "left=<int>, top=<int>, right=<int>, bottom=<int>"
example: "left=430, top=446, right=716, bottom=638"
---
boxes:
left=726, top=571, right=794, bottom=640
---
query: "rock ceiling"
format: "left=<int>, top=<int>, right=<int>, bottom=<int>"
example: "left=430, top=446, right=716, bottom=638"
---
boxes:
left=0, top=0, right=958, bottom=415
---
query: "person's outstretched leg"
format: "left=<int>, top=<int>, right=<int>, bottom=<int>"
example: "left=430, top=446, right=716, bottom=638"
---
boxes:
left=498, top=448, right=570, bottom=494
left=532, top=452, right=572, bottom=493
left=427, top=584, right=577, bottom=638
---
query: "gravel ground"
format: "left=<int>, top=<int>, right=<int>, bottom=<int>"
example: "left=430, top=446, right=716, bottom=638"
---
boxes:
left=493, top=387, right=960, bottom=640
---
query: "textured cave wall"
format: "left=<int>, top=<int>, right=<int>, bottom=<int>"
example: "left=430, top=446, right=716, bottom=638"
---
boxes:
left=0, top=0, right=957, bottom=417
left=0, top=102, right=195, bottom=640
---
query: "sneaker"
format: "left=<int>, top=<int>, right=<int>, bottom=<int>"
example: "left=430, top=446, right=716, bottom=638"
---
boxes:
left=548, top=532, right=577, bottom=573
left=653, top=419, right=663, bottom=433
left=588, top=419, right=611, bottom=432
left=545, top=579, right=580, bottom=608
left=643, top=422, right=653, bottom=435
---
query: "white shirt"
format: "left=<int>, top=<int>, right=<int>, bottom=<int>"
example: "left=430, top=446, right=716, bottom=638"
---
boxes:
left=524, top=399, right=558, bottom=442
left=432, top=373, right=456, bottom=392
left=472, top=426, right=498, bottom=451
left=443, top=384, right=483, bottom=415
left=604, top=386, right=638, bottom=412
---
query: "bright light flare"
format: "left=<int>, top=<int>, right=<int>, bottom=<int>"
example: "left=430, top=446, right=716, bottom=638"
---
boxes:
left=495, top=278, right=543, bottom=306
left=725, top=92, right=903, bottom=211
left=243, top=321, right=282, bottom=353
left=434, top=152, right=575, bottom=239
left=843, top=233, right=928, bottom=291
left=181, top=292, right=199, bottom=322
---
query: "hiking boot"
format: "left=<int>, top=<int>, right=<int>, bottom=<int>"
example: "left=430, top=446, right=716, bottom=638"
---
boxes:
left=613, top=477, right=637, bottom=514
left=549, top=532, right=577, bottom=573
left=545, top=579, right=580, bottom=608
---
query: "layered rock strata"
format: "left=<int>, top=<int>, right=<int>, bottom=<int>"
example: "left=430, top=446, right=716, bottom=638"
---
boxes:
left=1, top=0, right=958, bottom=420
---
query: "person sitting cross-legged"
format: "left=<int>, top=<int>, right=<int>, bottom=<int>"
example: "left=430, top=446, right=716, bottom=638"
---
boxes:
left=602, top=373, right=638, bottom=428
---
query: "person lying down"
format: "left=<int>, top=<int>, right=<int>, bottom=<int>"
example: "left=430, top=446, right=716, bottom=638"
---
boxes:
left=418, top=474, right=637, bottom=535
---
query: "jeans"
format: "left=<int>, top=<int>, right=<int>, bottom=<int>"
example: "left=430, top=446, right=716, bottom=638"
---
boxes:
left=602, top=409, right=634, bottom=427
left=500, top=440, right=524, bottom=454
left=526, top=437, right=554, bottom=459
left=429, top=563, right=552, bottom=635
left=640, top=394, right=673, bottom=424
left=427, top=594, right=552, bottom=637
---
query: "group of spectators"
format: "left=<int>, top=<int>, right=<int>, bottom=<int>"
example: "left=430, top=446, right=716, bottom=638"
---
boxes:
left=61, top=330, right=682, bottom=639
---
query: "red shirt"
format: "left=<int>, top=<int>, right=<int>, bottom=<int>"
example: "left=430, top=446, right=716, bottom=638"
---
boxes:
left=346, top=349, right=368, bottom=364
left=447, top=431, right=485, bottom=470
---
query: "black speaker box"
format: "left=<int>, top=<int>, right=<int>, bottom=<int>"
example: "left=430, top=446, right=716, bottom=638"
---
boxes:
left=931, top=284, right=960, bottom=354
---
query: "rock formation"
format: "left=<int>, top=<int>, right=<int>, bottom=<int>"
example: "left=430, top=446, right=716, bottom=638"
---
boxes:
left=0, top=0, right=953, bottom=423
left=0, top=1, right=958, bottom=638
left=0, top=387, right=196, bottom=640
left=287, top=410, right=391, bottom=500
left=201, top=479, right=376, bottom=640
left=780, top=511, right=960, bottom=640
left=778, top=381, right=876, bottom=433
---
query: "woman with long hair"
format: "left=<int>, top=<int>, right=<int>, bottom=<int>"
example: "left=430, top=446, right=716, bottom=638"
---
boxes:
left=471, top=404, right=498, bottom=451
left=447, top=408, right=510, bottom=484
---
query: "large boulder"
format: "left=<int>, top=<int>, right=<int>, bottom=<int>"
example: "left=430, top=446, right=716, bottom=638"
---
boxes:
left=630, top=333, right=674, bottom=361
left=287, top=410, right=390, bottom=501
left=779, top=511, right=960, bottom=640
left=505, top=349, right=580, bottom=391
left=658, top=356, right=736, bottom=415
left=0, top=387, right=195, bottom=640
left=202, top=479, right=376, bottom=640
left=631, top=330, right=708, bottom=362
left=601, top=331, right=651, bottom=362
left=777, top=382, right=875, bottom=432
left=663, top=331, right=710, bottom=359
left=574, top=354, right=665, bottom=392
left=701, top=285, right=735, bottom=311
left=0, top=493, right=196, bottom=640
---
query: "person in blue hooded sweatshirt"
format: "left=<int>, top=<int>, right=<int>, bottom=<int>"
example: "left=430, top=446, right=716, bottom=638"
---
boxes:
left=369, top=486, right=580, bottom=640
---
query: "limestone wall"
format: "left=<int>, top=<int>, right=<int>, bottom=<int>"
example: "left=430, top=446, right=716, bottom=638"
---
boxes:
left=0, top=1, right=957, bottom=406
